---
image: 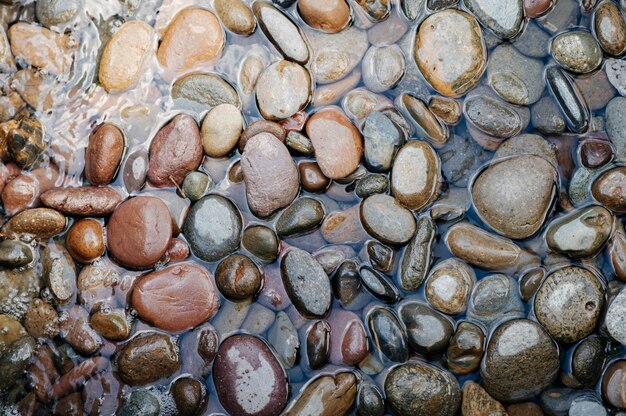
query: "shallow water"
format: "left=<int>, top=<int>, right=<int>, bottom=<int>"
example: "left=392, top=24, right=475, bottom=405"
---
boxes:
left=0, top=0, right=625, bottom=414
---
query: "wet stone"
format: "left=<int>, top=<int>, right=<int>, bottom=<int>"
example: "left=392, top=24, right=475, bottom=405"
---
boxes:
left=551, top=31, right=603, bottom=75
left=42, top=242, right=76, bottom=305
left=464, top=92, right=525, bottom=140
left=546, top=205, right=613, bottom=258
left=40, top=186, right=122, bottom=217
left=537, top=0, right=579, bottom=34
left=359, top=265, right=401, bottom=304
left=606, top=58, right=626, bottom=97
left=360, top=194, right=416, bottom=246
left=36, top=0, right=81, bottom=27
left=307, top=27, right=369, bottom=84
left=592, top=166, right=626, bottom=212
left=365, top=240, right=394, bottom=273
left=464, top=0, right=523, bottom=39
left=487, top=44, right=544, bottom=105
left=183, top=194, right=242, bottom=263
left=414, top=9, right=486, bottom=97
left=23, top=299, right=58, bottom=340
left=7, top=117, right=45, bottom=168
left=481, top=319, right=560, bottom=402
left=580, top=139, right=614, bottom=169
left=9, top=22, right=73, bottom=75
left=284, top=372, right=357, bottom=416
left=99, top=21, right=153, bottom=93
left=286, top=131, right=314, bottom=155
left=514, top=21, right=551, bottom=58
left=425, top=258, right=475, bottom=315
left=213, top=334, right=288, bottom=416
left=122, top=150, right=148, bottom=194
left=535, top=266, right=604, bottom=343
left=85, top=123, right=125, bottom=186
left=117, top=391, right=160, bottom=416
left=546, top=65, right=590, bottom=134
left=605, top=97, right=626, bottom=162
left=574, top=69, right=617, bottom=111
left=398, top=301, right=454, bottom=354
left=256, top=60, right=311, bottom=121
left=242, top=225, right=279, bottom=263
left=132, top=262, right=220, bottom=332
left=148, top=114, right=203, bottom=188
left=531, top=95, right=567, bottom=134
left=362, top=45, right=405, bottom=93
left=66, top=219, right=105, bottom=263
left=606, top=286, right=626, bottom=344
left=399, top=94, right=448, bottom=147
left=594, top=1, right=626, bottom=57
left=267, top=311, right=299, bottom=369
left=401, top=0, right=425, bottom=20
left=171, top=73, right=241, bottom=112
left=157, top=8, right=224, bottom=74
left=384, top=361, right=461, bottom=416
left=471, top=155, right=557, bottom=239
left=297, top=0, right=351, bottom=33
left=332, top=260, right=366, bottom=309
left=307, top=107, right=363, bottom=180
left=107, top=196, right=172, bottom=269
left=0, top=336, right=36, bottom=390
left=299, top=162, right=330, bottom=193
left=362, top=111, right=403, bottom=173
left=356, top=174, right=388, bottom=199
left=367, top=306, right=409, bottom=362
left=354, top=0, right=390, bottom=21
left=254, top=1, right=309, bottom=64
left=398, top=215, right=435, bottom=292
left=306, top=320, right=330, bottom=370
left=572, top=336, right=607, bottom=387
left=467, top=274, right=524, bottom=328
left=171, top=377, right=206, bottom=416
left=214, top=0, right=256, bottom=36
left=201, top=104, right=244, bottom=158
left=602, top=360, right=626, bottom=409
left=446, top=321, right=484, bottom=375
left=215, top=254, right=262, bottom=301
left=391, top=140, right=442, bottom=211
left=90, top=309, right=131, bottom=341
left=276, top=197, right=325, bottom=237
left=0, top=239, right=32, bottom=268
left=524, top=0, right=554, bottom=17
left=182, top=171, right=212, bottom=202
left=281, top=248, right=332, bottom=318
left=241, top=133, right=299, bottom=217
left=117, top=333, right=180, bottom=386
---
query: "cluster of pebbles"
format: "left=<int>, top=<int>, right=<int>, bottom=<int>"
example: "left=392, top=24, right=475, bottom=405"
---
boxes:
left=0, top=0, right=625, bottom=415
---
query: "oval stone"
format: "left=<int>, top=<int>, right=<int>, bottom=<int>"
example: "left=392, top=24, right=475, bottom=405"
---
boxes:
left=40, top=186, right=122, bottom=217
left=414, top=10, right=486, bottom=97
left=148, top=114, right=203, bottom=187
left=534, top=265, right=604, bottom=343
left=107, top=196, right=172, bottom=269
left=307, top=107, right=363, bottom=180
left=183, top=194, right=242, bottom=263
left=471, top=155, right=557, bottom=239
left=131, top=263, right=220, bottom=332
left=214, top=0, right=256, bottom=36
left=157, top=8, right=224, bottom=73
left=253, top=1, right=309, bottom=64
left=298, top=0, right=351, bottom=33
left=360, top=194, right=417, bottom=246
left=213, top=334, right=288, bottom=416
left=592, top=166, right=626, bottom=212
left=463, top=0, right=524, bottom=39
left=241, top=133, right=299, bottom=217
left=117, top=333, right=180, bottom=386
left=256, top=60, right=311, bottom=121
left=546, top=205, right=613, bottom=258
left=594, top=1, right=626, bottom=57
left=85, top=123, right=125, bottom=186
left=281, top=248, right=332, bottom=318
left=391, top=140, right=442, bottom=211
left=481, top=319, right=560, bottom=402
left=99, top=21, right=154, bottom=93
left=551, top=31, right=603, bottom=74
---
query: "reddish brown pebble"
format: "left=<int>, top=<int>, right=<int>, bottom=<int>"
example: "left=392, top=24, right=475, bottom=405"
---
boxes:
left=1, top=207, right=66, bottom=239
left=215, top=254, right=263, bottom=301
left=59, top=305, right=102, bottom=355
left=299, top=161, right=330, bottom=193
left=1, top=165, right=60, bottom=216
left=602, top=360, right=626, bottom=409
left=163, top=238, right=190, bottom=263
left=116, top=333, right=181, bottom=386
left=148, top=114, right=203, bottom=187
left=507, top=402, right=546, bottom=416
left=228, top=161, right=244, bottom=183
left=23, top=299, right=59, bottom=339
left=66, top=219, right=105, bottom=263
left=524, top=0, right=554, bottom=18
left=580, top=138, right=614, bottom=168
left=40, top=186, right=123, bottom=217
left=107, top=196, right=172, bottom=269
left=428, top=96, right=462, bottom=125
left=53, top=392, right=84, bottom=416
left=213, top=334, right=288, bottom=416
left=131, top=262, right=220, bottom=332
left=592, top=166, right=626, bottom=212
left=239, top=120, right=286, bottom=152
left=29, top=344, right=60, bottom=402
left=85, top=123, right=125, bottom=186
left=306, top=107, right=363, bottom=180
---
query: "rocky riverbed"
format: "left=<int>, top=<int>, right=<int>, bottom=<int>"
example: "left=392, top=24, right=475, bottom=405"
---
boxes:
left=0, top=0, right=624, bottom=415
